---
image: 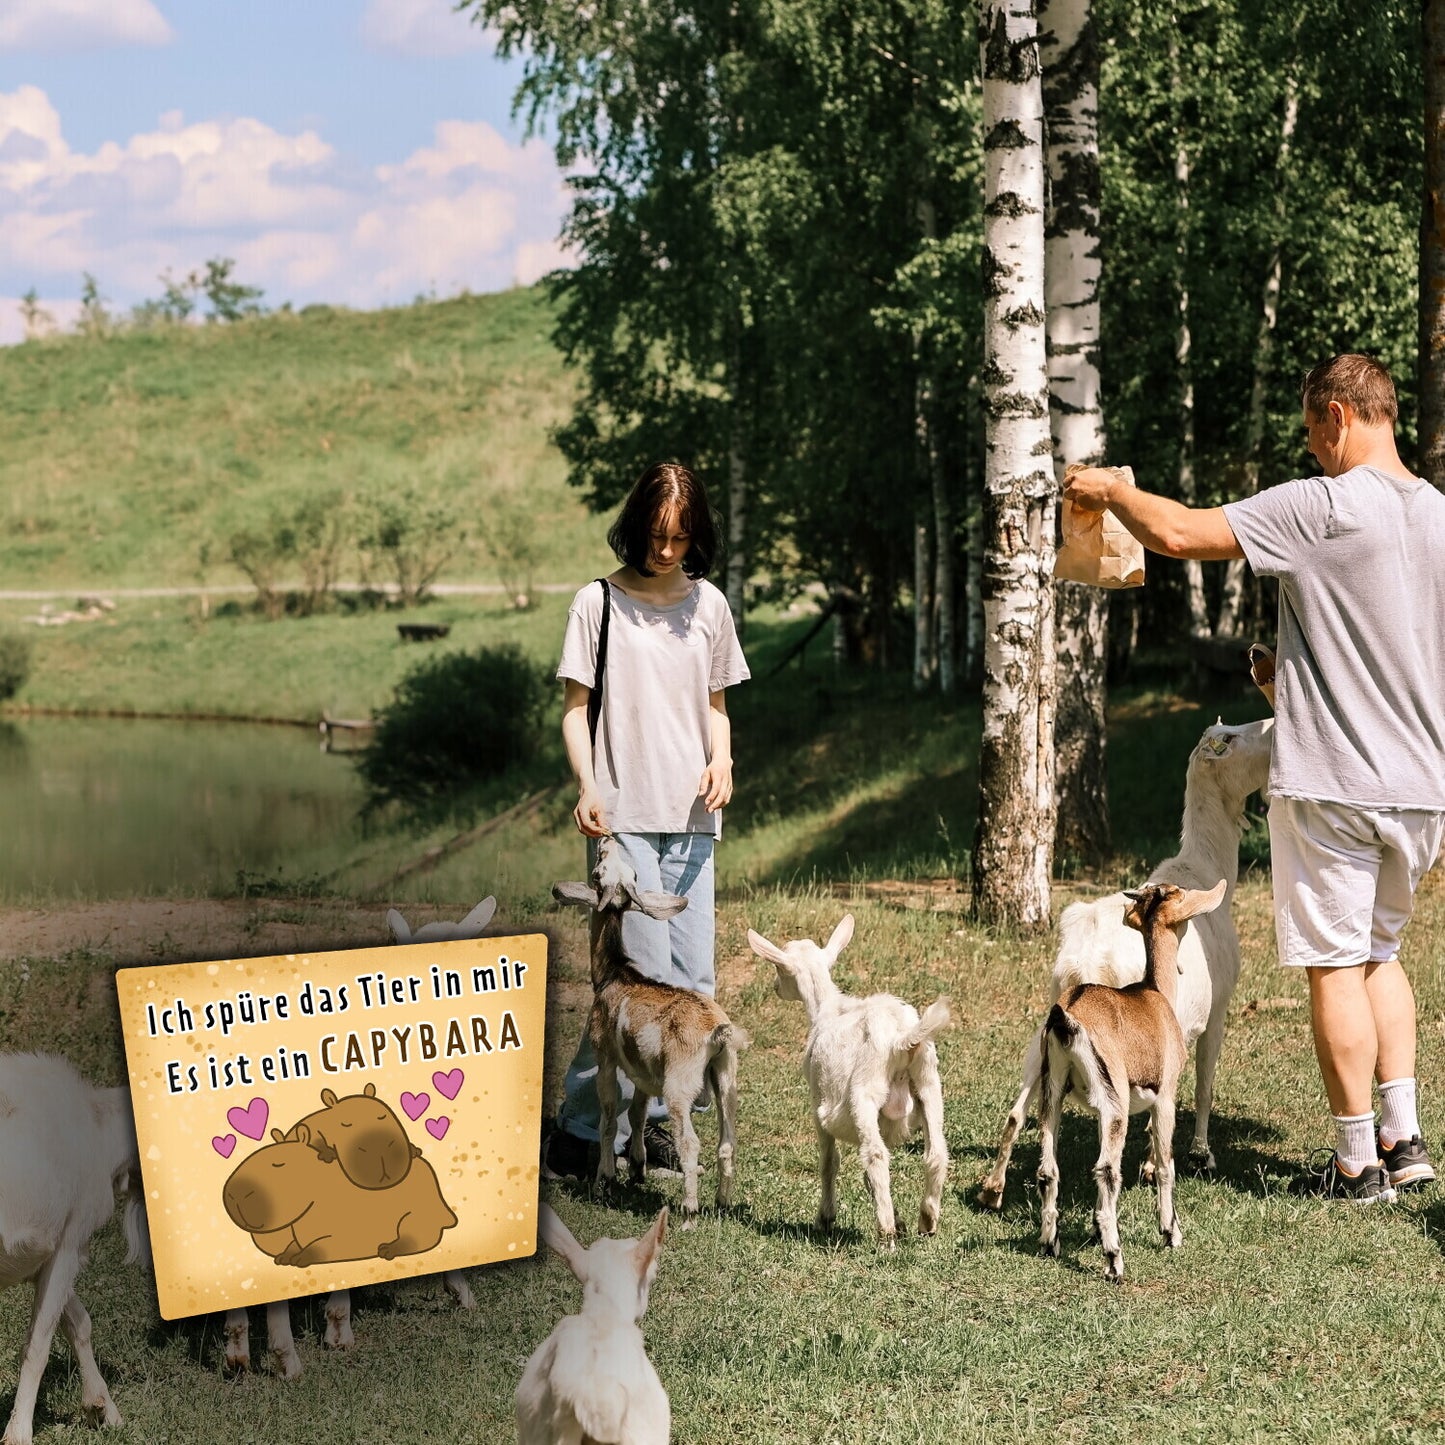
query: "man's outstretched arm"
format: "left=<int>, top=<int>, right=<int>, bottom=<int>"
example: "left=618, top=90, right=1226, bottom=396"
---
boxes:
left=1064, top=466, right=1245, bottom=562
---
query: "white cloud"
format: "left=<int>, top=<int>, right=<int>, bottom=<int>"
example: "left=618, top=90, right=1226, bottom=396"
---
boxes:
left=0, top=0, right=173, bottom=52
left=359, top=0, right=494, bottom=58
left=0, top=87, right=572, bottom=327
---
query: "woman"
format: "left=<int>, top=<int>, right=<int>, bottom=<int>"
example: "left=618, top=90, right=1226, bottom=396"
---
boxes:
left=546, top=462, right=750, bottom=1178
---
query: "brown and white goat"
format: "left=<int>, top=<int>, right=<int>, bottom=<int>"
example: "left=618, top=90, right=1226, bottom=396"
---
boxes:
left=1036, top=880, right=1226, bottom=1283
left=553, top=837, right=748, bottom=1217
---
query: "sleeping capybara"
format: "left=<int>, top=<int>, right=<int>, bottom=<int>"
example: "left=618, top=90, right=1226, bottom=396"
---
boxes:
left=286, top=1084, right=419, bottom=1189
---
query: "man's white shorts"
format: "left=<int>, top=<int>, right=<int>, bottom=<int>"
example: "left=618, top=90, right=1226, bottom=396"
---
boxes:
left=1268, top=797, right=1445, bottom=969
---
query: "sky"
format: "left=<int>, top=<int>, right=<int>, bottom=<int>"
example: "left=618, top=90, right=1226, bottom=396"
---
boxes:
left=0, top=0, right=570, bottom=343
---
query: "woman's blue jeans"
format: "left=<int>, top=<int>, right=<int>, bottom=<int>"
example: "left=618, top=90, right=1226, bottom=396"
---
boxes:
left=555, top=831, right=715, bottom=1147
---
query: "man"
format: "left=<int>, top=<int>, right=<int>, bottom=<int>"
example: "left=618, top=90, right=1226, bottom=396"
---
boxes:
left=1066, top=354, right=1445, bottom=1203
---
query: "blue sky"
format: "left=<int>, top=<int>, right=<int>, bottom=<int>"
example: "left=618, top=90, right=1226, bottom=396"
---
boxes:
left=0, top=0, right=568, bottom=341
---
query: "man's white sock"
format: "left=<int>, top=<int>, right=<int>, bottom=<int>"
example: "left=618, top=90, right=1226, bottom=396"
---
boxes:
left=1334, top=1112, right=1378, bottom=1174
left=1378, top=1077, right=1420, bottom=1148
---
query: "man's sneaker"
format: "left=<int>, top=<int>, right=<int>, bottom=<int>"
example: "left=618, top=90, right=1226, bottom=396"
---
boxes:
left=642, top=1122, right=682, bottom=1175
left=542, top=1125, right=598, bottom=1181
left=1380, top=1135, right=1437, bottom=1190
left=1289, top=1150, right=1397, bottom=1204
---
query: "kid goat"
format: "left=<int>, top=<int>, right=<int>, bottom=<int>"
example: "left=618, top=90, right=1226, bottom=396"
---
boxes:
left=223, top=896, right=495, bottom=1377
left=747, top=914, right=951, bottom=1246
left=516, top=1204, right=670, bottom=1445
left=553, top=836, right=747, bottom=1217
left=0, top=1052, right=149, bottom=1445
left=980, top=717, right=1272, bottom=1209
left=1036, top=879, right=1226, bottom=1281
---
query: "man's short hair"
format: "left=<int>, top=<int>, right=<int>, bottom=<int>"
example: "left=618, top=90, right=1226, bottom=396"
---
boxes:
left=1300, top=353, right=1398, bottom=426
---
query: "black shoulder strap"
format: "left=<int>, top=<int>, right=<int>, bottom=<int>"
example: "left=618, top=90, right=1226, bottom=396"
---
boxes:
left=586, top=578, right=611, bottom=748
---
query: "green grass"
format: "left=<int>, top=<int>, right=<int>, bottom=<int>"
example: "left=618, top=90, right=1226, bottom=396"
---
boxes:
left=5, top=870, right=1445, bottom=1442
left=0, top=288, right=612, bottom=591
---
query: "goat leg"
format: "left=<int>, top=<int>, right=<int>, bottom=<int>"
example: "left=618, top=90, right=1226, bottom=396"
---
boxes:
left=324, top=1291, right=354, bottom=1351
left=1036, top=1063, right=1064, bottom=1260
left=594, top=1057, right=621, bottom=1185
left=1095, top=1113, right=1127, bottom=1283
left=60, top=1293, right=120, bottom=1427
left=979, top=1029, right=1042, bottom=1211
left=1153, top=1093, right=1184, bottom=1250
left=712, top=1054, right=739, bottom=1210
left=669, top=1100, right=703, bottom=1220
left=443, top=1271, right=477, bottom=1311
left=814, top=1122, right=839, bottom=1231
left=1187, top=1009, right=1226, bottom=1174
left=5, top=1249, right=80, bottom=1445
left=223, top=1308, right=252, bottom=1373
left=265, top=1299, right=302, bottom=1379
left=625, top=1090, right=650, bottom=1182
left=857, top=1120, right=898, bottom=1249
left=914, top=1059, right=948, bottom=1237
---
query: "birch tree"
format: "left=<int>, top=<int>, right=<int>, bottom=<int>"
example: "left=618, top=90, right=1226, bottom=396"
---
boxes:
left=972, top=0, right=1056, bottom=928
left=1041, top=0, right=1108, bottom=863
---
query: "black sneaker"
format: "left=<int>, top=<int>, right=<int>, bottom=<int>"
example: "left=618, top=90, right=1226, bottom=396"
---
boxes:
left=642, top=1122, right=682, bottom=1175
left=1380, top=1135, right=1437, bottom=1190
left=1290, top=1150, right=1397, bottom=1204
left=542, top=1125, right=598, bottom=1181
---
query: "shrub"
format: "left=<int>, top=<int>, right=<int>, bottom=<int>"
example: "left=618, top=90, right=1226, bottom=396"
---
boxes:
left=0, top=632, right=32, bottom=701
left=357, top=644, right=549, bottom=822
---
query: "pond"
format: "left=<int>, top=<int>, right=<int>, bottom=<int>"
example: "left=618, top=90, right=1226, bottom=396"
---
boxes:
left=0, top=717, right=367, bottom=901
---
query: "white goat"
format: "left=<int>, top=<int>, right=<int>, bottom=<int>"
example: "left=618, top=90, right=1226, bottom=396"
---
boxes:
left=516, top=1204, right=669, bottom=1445
left=980, top=717, right=1272, bottom=1209
left=222, top=896, right=496, bottom=1376
left=1036, top=880, right=1227, bottom=1281
left=747, top=914, right=952, bottom=1247
left=0, top=1053, right=149, bottom=1445
left=554, top=838, right=748, bottom=1218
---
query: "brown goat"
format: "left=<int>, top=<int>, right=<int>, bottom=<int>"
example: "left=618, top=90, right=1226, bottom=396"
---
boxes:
left=553, top=836, right=748, bottom=1217
left=1036, top=879, right=1226, bottom=1282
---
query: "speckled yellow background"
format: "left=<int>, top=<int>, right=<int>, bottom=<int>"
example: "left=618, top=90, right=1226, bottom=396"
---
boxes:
left=116, top=936, right=546, bottom=1320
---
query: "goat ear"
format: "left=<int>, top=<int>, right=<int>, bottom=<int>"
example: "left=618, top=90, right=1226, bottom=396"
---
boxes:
left=746, top=928, right=790, bottom=966
left=386, top=908, right=412, bottom=943
left=824, top=913, right=855, bottom=961
left=1191, top=878, right=1229, bottom=916
left=537, top=1204, right=589, bottom=1283
left=457, top=896, right=497, bottom=934
left=630, top=887, right=688, bottom=921
left=553, top=881, right=598, bottom=909
left=634, top=1205, right=668, bottom=1284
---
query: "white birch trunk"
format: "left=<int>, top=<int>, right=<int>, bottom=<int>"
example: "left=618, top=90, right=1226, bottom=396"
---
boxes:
left=725, top=369, right=747, bottom=634
left=1172, top=30, right=1209, bottom=639
left=1041, top=0, right=1109, bottom=863
left=1216, top=76, right=1299, bottom=638
left=972, top=0, right=1056, bottom=928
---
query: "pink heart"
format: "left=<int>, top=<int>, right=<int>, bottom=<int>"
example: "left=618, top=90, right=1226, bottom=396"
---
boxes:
left=227, top=1098, right=269, bottom=1140
left=432, top=1069, right=464, bottom=1101
left=425, top=1116, right=450, bottom=1141
left=212, top=1134, right=237, bottom=1159
left=400, top=1091, right=430, bottom=1122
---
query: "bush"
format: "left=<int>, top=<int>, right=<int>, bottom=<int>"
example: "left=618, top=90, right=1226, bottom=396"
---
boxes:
left=0, top=632, right=32, bottom=701
left=357, top=644, right=549, bottom=822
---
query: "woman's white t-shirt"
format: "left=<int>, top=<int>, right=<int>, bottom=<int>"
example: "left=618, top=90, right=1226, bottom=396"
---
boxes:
left=557, top=577, right=750, bottom=836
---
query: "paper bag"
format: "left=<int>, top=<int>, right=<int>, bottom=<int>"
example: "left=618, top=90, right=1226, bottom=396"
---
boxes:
left=1054, top=464, right=1146, bottom=589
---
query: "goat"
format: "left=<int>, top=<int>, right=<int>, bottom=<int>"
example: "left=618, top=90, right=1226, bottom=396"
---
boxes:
left=516, top=1204, right=669, bottom=1445
left=0, top=1052, right=149, bottom=1445
left=1036, top=880, right=1227, bottom=1281
left=221, top=896, right=495, bottom=1375
left=747, top=914, right=951, bottom=1247
left=980, top=717, right=1272, bottom=1210
left=553, top=836, right=747, bottom=1218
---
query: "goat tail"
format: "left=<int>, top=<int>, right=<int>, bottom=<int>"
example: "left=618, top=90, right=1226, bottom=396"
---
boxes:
left=710, top=1020, right=751, bottom=1054
left=1044, top=1002, right=1077, bottom=1047
left=900, top=997, right=953, bottom=1054
left=120, top=1169, right=154, bottom=1273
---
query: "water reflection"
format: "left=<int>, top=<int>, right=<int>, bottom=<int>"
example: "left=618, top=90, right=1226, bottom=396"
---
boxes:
left=2, top=718, right=365, bottom=900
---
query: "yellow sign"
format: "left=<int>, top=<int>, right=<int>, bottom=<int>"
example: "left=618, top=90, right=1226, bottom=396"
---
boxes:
left=116, top=936, right=546, bottom=1320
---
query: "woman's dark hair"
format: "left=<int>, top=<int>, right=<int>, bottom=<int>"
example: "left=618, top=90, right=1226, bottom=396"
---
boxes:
left=607, top=462, right=720, bottom=579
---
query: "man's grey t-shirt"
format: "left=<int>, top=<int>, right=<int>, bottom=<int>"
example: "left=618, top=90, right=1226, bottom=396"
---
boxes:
left=557, top=578, right=750, bottom=836
left=1223, top=465, right=1445, bottom=809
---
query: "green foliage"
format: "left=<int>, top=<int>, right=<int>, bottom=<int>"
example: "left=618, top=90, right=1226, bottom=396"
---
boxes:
left=0, top=631, right=32, bottom=700
left=226, top=491, right=348, bottom=619
left=195, top=256, right=265, bottom=323
left=357, top=643, right=550, bottom=822
left=76, top=272, right=111, bottom=340
left=357, top=488, right=463, bottom=605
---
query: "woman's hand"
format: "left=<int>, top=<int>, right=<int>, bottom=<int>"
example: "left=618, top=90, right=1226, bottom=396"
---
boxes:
left=573, top=786, right=610, bottom=837
left=698, top=757, right=733, bottom=813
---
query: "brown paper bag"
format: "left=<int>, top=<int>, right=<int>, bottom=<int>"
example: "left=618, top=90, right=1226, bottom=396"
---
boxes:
left=1055, top=464, right=1146, bottom=589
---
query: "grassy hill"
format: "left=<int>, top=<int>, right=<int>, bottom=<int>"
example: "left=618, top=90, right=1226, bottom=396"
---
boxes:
left=0, top=286, right=612, bottom=590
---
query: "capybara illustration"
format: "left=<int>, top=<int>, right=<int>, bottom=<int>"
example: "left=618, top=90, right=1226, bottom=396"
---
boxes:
left=222, top=1124, right=458, bottom=1267
left=287, top=1084, right=420, bottom=1189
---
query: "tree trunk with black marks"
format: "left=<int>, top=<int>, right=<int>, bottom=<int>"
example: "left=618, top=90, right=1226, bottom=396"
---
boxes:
left=972, top=0, right=1056, bottom=929
left=1041, top=0, right=1109, bottom=865
left=725, top=342, right=748, bottom=634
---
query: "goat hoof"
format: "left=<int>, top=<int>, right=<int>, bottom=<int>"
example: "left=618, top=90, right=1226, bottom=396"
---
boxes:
left=877, top=1232, right=898, bottom=1253
left=917, top=1211, right=938, bottom=1237
left=1187, top=1148, right=1216, bottom=1176
left=1104, top=1254, right=1124, bottom=1283
left=977, top=1183, right=1004, bottom=1212
left=1162, top=1219, right=1184, bottom=1249
left=1039, top=1237, right=1060, bottom=1260
left=1138, top=1160, right=1157, bottom=1187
